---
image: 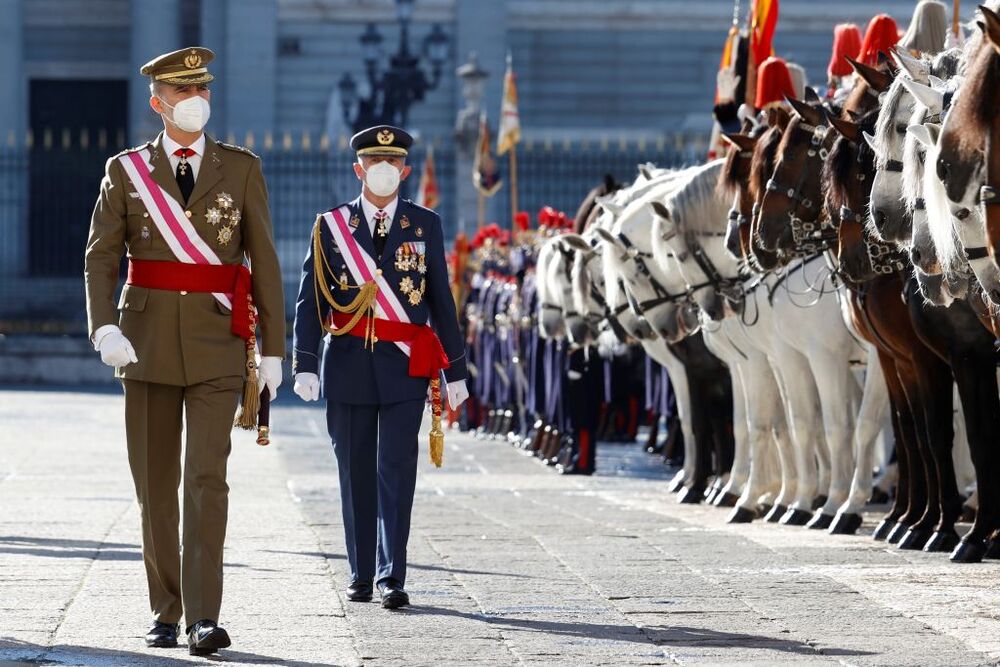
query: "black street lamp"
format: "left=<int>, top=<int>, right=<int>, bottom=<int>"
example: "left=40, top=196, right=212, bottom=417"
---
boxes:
left=337, top=0, right=450, bottom=133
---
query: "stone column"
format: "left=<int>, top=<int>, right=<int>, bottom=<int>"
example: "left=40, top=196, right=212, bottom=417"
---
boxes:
left=224, top=0, right=277, bottom=143
left=130, top=0, right=182, bottom=144
left=0, top=0, right=23, bottom=277
left=200, top=0, right=228, bottom=136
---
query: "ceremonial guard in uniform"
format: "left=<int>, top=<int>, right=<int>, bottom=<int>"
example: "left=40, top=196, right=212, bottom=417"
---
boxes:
left=292, top=125, right=468, bottom=609
left=84, top=48, right=285, bottom=655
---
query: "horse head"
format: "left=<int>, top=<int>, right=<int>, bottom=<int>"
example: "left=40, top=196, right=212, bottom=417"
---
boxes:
left=756, top=97, right=833, bottom=255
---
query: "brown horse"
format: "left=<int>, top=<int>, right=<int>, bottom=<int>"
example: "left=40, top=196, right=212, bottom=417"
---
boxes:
left=825, top=111, right=963, bottom=550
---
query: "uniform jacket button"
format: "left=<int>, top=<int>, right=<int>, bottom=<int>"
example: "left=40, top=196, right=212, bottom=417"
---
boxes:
left=180, top=290, right=188, bottom=295
left=376, top=268, right=383, bottom=276
left=185, top=210, right=192, bottom=218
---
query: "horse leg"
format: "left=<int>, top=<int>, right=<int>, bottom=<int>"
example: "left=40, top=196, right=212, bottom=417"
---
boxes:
left=767, top=342, right=821, bottom=525
left=806, top=350, right=860, bottom=528
left=886, top=360, right=932, bottom=544
left=906, top=356, right=960, bottom=552
left=642, top=342, right=694, bottom=493
left=716, top=359, right=749, bottom=507
left=950, top=353, right=1000, bottom=563
left=730, top=353, right=783, bottom=523
left=831, top=344, right=890, bottom=535
left=872, top=356, right=912, bottom=540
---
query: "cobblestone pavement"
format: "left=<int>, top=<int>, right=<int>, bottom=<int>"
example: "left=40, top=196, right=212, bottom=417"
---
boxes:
left=1, top=387, right=999, bottom=666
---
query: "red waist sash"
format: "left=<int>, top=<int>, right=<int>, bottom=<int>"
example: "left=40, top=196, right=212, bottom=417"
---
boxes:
left=327, top=311, right=450, bottom=378
left=126, top=259, right=255, bottom=341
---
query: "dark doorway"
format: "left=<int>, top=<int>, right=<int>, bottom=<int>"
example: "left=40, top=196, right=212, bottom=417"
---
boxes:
left=28, top=79, right=128, bottom=277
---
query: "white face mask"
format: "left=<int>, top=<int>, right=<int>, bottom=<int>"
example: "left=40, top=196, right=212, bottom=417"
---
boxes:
left=158, top=95, right=211, bottom=133
left=362, top=161, right=402, bottom=197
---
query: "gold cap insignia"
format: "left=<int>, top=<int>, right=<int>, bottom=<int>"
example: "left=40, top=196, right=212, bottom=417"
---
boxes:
left=377, top=129, right=395, bottom=146
left=184, top=50, right=203, bottom=69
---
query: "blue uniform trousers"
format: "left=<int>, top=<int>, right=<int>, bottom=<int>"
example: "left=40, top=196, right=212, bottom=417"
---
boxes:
left=326, top=398, right=425, bottom=587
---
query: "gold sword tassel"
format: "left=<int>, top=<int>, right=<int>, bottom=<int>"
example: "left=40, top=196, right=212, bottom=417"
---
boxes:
left=429, top=377, right=444, bottom=467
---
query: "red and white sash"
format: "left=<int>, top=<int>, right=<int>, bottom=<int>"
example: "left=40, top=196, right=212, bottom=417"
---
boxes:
left=118, top=147, right=233, bottom=310
left=322, top=205, right=411, bottom=355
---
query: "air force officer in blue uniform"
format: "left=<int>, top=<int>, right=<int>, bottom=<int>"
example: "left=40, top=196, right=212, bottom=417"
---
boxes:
left=292, top=125, right=468, bottom=609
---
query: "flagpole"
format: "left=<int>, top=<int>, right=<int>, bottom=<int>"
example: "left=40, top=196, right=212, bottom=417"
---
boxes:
left=509, top=145, right=519, bottom=229
left=953, top=0, right=961, bottom=37
left=478, top=191, right=486, bottom=230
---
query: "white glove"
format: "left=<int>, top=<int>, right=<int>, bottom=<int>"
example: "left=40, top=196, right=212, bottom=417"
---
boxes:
left=716, top=69, right=741, bottom=103
left=293, top=372, right=321, bottom=402
left=257, top=356, right=283, bottom=401
left=94, top=325, right=138, bottom=368
left=446, top=379, right=469, bottom=411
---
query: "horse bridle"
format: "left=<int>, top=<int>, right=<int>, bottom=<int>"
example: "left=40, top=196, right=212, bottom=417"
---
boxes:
left=765, top=119, right=839, bottom=254
left=615, top=232, right=692, bottom=319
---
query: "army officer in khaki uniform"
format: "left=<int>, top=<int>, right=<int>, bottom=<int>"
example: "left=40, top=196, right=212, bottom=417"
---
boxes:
left=84, top=47, right=285, bottom=656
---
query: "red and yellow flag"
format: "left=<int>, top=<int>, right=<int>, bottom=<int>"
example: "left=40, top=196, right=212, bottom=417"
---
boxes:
left=417, top=145, right=440, bottom=210
left=749, top=0, right=779, bottom=66
left=474, top=111, right=503, bottom=197
left=497, top=53, right=521, bottom=156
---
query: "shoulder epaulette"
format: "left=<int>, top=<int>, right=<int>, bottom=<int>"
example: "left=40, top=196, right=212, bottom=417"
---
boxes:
left=110, top=142, right=152, bottom=160
left=216, top=142, right=259, bottom=159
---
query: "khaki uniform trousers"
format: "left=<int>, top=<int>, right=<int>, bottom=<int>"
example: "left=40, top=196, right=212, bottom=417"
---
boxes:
left=122, top=376, right=242, bottom=626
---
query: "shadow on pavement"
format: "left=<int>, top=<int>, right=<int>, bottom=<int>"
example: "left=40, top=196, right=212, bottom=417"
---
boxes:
left=0, top=638, right=341, bottom=667
left=264, top=549, right=539, bottom=579
left=395, top=607, right=875, bottom=657
left=0, top=536, right=277, bottom=572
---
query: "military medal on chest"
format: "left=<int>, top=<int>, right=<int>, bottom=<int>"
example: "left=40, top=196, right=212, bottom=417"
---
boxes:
left=206, top=192, right=241, bottom=245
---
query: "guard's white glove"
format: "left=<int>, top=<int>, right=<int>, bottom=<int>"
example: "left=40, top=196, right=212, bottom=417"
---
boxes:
left=293, top=372, right=321, bottom=402
left=446, top=379, right=469, bottom=411
left=257, top=356, right=283, bottom=400
left=93, top=324, right=138, bottom=368
left=716, top=69, right=741, bottom=103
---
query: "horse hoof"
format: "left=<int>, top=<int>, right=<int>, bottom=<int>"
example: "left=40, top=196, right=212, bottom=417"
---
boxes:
left=950, top=538, right=988, bottom=564
left=872, top=519, right=896, bottom=541
left=985, top=539, right=1000, bottom=560
left=807, top=512, right=834, bottom=530
left=897, top=528, right=932, bottom=551
left=923, top=530, right=960, bottom=553
left=829, top=512, right=863, bottom=536
left=677, top=486, right=705, bottom=505
left=811, top=495, right=828, bottom=511
left=667, top=478, right=685, bottom=494
left=715, top=492, right=740, bottom=508
left=704, top=486, right=719, bottom=504
left=887, top=522, right=912, bottom=544
left=757, top=503, right=773, bottom=517
left=868, top=488, right=891, bottom=505
left=781, top=508, right=812, bottom=526
left=727, top=506, right=755, bottom=524
left=960, top=505, right=977, bottom=523
left=764, top=504, right=787, bottom=523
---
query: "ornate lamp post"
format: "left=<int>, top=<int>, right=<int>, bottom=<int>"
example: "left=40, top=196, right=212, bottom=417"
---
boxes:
left=337, top=0, right=450, bottom=132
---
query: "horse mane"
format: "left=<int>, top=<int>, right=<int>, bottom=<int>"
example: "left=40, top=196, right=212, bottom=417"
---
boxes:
left=824, top=111, right=878, bottom=213
left=749, top=124, right=783, bottom=202
left=574, top=175, right=622, bottom=233
left=872, top=75, right=914, bottom=169
left=931, top=47, right=962, bottom=78
left=948, top=40, right=1000, bottom=161
left=666, top=160, right=728, bottom=235
left=923, top=137, right=963, bottom=275
left=902, top=107, right=930, bottom=212
left=717, top=125, right=766, bottom=197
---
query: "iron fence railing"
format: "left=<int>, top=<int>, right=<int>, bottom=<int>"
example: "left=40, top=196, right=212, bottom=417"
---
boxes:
left=0, top=129, right=708, bottom=331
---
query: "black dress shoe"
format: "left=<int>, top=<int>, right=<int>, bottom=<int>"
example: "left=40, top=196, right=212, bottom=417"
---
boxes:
left=346, top=580, right=373, bottom=602
left=378, top=579, right=410, bottom=609
left=186, top=619, right=231, bottom=656
left=145, top=621, right=179, bottom=648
